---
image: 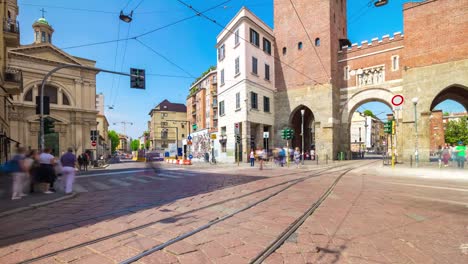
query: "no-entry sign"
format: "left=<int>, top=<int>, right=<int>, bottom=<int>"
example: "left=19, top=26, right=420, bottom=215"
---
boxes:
left=91, top=141, right=97, bottom=147
left=391, top=95, right=404, bottom=106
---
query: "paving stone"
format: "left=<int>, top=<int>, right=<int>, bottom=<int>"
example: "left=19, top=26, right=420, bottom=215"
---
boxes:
left=165, top=240, right=198, bottom=255
left=101, top=245, right=141, bottom=262
left=198, top=241, right=230, bottom=259
left=139, top=250, right=179, bottom=264
left=72, top=253, right=114, bottom=264
left=124, top=236, right=161, bottom=251
left=177, top=250, right=211, bottom=264
left=55, top=247, right=95, bottom=263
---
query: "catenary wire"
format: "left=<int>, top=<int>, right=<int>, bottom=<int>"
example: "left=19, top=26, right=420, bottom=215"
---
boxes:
left=112, top=23, right=133, bottom=106
left=108, top=18, right=122, bottom=110
left=60, top=0, right=232, bottom=50
left=175, top=0, right=319, bottom=84
left=20, top=3, right=118, bottom=14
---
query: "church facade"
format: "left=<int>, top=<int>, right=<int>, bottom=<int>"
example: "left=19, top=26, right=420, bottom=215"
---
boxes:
left=8, top=17, right=99, bottom=156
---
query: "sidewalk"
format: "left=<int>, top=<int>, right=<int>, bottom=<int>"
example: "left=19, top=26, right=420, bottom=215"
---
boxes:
left=374, top=162, right=468, bottom=181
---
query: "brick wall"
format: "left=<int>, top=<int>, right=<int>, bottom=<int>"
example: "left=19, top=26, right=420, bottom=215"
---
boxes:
left=429, top=110, right=444, bottom=153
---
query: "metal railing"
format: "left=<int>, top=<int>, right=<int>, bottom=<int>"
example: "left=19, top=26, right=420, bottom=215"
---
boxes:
left=3, top=19, right=19, bottom=34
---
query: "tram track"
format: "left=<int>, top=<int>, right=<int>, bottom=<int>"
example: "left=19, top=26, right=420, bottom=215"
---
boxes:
left=16, top=161, right=363, bottom=264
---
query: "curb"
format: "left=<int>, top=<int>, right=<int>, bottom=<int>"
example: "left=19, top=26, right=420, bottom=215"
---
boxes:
left=0, top=193, right=78, bottom=218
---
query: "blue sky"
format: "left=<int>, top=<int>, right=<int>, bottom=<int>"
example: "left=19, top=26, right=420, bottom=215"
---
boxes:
left=17, top=0, right=464, bottom=138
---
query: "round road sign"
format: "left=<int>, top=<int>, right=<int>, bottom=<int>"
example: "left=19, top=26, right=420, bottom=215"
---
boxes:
left=188, top=154, right=193, bottom=159
left=91, top=141, right=97, bottom=147
left=391, top=95, right=404, bottom=106
left=187, top=135, right=192, bottom=140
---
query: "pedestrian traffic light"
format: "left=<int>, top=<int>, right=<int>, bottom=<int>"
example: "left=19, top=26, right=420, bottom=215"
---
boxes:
left=44, top=117, right=55, bottom=134
left=35, top=96, right=50, bottom=115
left=383, top=121, right=391, bottom=134
left=130, top=68, right=145, bottom=89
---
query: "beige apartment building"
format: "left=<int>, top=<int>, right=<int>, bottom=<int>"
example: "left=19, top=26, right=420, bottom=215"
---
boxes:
left=8, top=16, right=99, bottom=157
left=186, top=69, right=219, bottom=160
left=0, top=0, right=22, bottom=162
left=148, top=99, right=187, bottom=153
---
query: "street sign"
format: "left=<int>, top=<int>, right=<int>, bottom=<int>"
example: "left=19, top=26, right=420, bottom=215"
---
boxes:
left=189, top=154, right=193, bottom=159
left=91, top=141, right=97, bottom=147
left=234, top=122, right=240, bottom=135
left=393, top=106, right=402, bottom=111
left=210, top=134, right=217, bottom=140
left=263, top=132, right=269, bottom=139
left=391, top=94, right=404, bottom=106
left=187, top=140, right=192, bottom=145
left=187, top=135, right=192, bottom=140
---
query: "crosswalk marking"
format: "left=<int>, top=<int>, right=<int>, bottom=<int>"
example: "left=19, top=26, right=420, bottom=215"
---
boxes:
left=142, top=175, right=166, bottom=181
left=158, top=173, right=182, bottom=179
left=125, top=177, right=150, bottom=183
left=73, top=184, right=88, bottom=193
left=109, top=179, right=132, bottom=187
left=88, top=181, right=111, bottom=190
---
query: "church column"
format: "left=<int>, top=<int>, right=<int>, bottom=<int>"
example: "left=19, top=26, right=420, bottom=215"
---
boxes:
left=74, top=79, right=83, bottom=108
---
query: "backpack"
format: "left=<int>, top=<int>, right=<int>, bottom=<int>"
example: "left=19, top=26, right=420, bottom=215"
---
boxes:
left=1, top=155, right=21, bottom=174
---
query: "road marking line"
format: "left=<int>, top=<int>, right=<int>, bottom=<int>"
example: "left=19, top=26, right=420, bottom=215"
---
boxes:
left=125, top=177, right=150, bottom=183
left=76, top=169, right=149, bottom=178
left=384, top=182, right=468, bottom=192
left=142, top=175, right=167, bottom=181
left=109, top=179, right=132, bottom=187
left=158, top=173, right=182, bottom=179
left=88, top=181, right=111, bottom=190
left=73, top=184, right=88, bottom=192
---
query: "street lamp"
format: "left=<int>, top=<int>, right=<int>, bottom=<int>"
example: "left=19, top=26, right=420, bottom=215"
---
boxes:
left=301, top=109, right=305, bottom=165
left=119, top=10, right=133, bottom=23
left=412, top=97, right=419, bottom=167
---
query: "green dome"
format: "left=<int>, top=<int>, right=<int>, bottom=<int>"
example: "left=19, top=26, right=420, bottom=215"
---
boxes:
left=36, top=17, right=49, bottom=25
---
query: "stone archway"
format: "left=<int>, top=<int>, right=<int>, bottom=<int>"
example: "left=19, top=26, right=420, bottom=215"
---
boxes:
left=430, top=84, right=468, bottom=112
left=288, top=105, right=315, bottom=152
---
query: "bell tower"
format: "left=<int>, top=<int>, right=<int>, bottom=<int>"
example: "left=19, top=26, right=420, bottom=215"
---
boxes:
left=32, top=12, right=54, bottom=45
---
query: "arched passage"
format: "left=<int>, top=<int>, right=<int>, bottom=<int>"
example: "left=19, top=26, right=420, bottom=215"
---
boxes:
left=288, top=105, right=315, bottom=152
left=430, top=84, right=468, bottom=112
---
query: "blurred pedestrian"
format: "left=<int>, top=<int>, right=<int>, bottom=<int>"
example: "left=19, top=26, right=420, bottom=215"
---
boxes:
left=77, top=154, right=83, bottom=171
left=60, top=148, right=77, bottom=194
left=454, top=141, right=466, bottom=169
left=250, top=149, right=255, bottom=167
left=10, top=147, right=27, bottom=200
left=38, top=148, right=56, bottom=194
left=294, top=147, right=301, bottom=168
left=81, top=153, right=89, bottom=171
left=24, top=149, right=39, bottom=193
left=441, top=144, right=450, bottom=167
left=279, top=147, right=286, bottom=167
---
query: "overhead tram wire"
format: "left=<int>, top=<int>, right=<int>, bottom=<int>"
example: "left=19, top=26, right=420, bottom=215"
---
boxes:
left=288, top=0, right=330, bottom=80
left=108, top=18, right=123, bottom=110
left=60, top=0, right=232, bottom=50
left=122, top=0, right=135, bottom=10
left=112, top=23, right=133, bottom=107
left=134, top=39, right=196, bottom=79
left=20, top=3, right=118, bottom=14
left=175, top=0, right=318, bottom=84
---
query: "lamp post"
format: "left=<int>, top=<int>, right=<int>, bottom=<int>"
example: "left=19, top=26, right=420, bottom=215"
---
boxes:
left=359, top=126, right=362, bottom=158
left=301, top=109, right=305, bottom=165
left=412, top=97, right=419, bottom=167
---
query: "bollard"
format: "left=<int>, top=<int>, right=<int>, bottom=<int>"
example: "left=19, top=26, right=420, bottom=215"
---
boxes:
left=316, top=154, right=319, bottom=165
left=410, top=155, right=413, bottom=167
left=326, top=154, right=328, bottom=165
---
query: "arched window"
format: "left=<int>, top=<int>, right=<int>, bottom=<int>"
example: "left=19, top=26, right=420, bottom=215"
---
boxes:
left=44, top=85, right=58, bottom=104
left=41, top=31, right=46, bottom=43
left=315, top=38, right=321, bottom=47
left=62, top=93, right=70, bottom=105
left=24, top=89, right=33, bottom=102
left=35, top=31, right=40, bottom=42
left=282, top=47, right=287, bottom=55
left=298, top=42, right=303, bottom=50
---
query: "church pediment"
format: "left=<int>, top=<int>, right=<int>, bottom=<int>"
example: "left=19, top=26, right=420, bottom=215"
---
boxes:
left=8, top=44, right=82, bottom=65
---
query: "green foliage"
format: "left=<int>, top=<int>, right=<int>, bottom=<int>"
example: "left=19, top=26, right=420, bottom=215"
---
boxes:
left=363, top=110, right=377, bottom=119
left=190, top=65, right=216, bottom=87
left=145, top=140, right=150, bottom=150
left=443, top=111, right=450, bottom=116
left=108, top=130, right=120, bottom=153
left=444, top=118, right=468, bottom=145
left=130, top=139, right=140, bottom=151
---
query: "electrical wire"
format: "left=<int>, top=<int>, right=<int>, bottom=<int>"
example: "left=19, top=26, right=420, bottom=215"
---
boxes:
left=112, top=23, right=133, bottom=106
left=133, top=0, right=145, bottom=11
left=134, top=39, right=195, bottom=78
left=20, top=3, right=118, bottom=14
left=61, top=0, right=232, bottom=50
left=175, top=0, right=318, bottom=84
left=122, top=0, right=135, bottom=11
left=288, top=0, right=330, bottom=80
left=108, top=19, right=122, bottom=111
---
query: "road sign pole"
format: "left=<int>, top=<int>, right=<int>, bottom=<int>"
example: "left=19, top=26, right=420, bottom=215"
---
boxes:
left=286, top=140, right=289, bottom=167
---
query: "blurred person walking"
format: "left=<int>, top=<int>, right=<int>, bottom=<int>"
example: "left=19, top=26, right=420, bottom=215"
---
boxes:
left=10, top=147, right=27, bottom=200
left=24, top=150, right=39, bottom=193
left=60, top=148, right=77, bottom=194
left=454, top=141, right=466, bottom=169
left=294, top=147, right=301, bottom=168
left=38, top=148, right=56, bottom=194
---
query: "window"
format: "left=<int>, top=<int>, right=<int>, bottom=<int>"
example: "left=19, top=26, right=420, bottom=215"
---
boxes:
left=235, top=57, right=240, bottom=75
left=234, top=29, right=239, bottom=45
left=263, top=96, right=270, bottom=112
left=392, top=55, right=399, bottom=71
left=161, top=122, right=168, bottom=127
left=220, top=69, right=225, bottom=85
left=41, top=31, right=46, bottom=43
left=298, top=42, right=303, bottom=50
left=161, top=113, right=168, bottom=118
left=263, top=38, right=271, bottom=55
left=162, top=141, right=168, bottom=148
left=251, top=92, right=258, bottom=109
left=252, top=57, right=258, bottom=75
left=218, top=44, right=225, bottom=61
left=48, top=34, right=51, bottom=43
left=219, top=100, right=225, bottom=116
left=44, top=85, right=58, bottom=104
left=265, top=64, right=270, bottom=81
left=62, top=93, right=70, bottom=105
left=161, top=130, right=168, bottom=139
left=236, top=92, right=240, bottom=109
left=315, top=38, right=320, bottom=46
left=181, top=134, right=185, bottom=138
left=35, top=31, right=40, bottom=42
left=24, top=89, right=33, bottom=102
left=221, top=126, right=227, bottom=152
left=344, top=66, right=350, bottom=80
left=282, top=47, right=287, bottom=55
left=249, top=28, right=259, bottom=47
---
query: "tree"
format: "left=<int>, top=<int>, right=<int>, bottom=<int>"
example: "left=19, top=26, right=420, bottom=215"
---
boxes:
left=363, top=110, right=377, bottom=119
left=108, top=130, right=120, bottom=153
left=131, top=139, right=140, bottom=151
left=445, top=118, right=468, bottom=145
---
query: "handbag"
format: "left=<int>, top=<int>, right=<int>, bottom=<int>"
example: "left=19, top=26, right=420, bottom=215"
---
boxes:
left=1, top=159, right=19, bottom=174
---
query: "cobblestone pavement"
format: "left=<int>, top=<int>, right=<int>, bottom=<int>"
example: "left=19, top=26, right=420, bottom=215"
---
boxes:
left=0, top=161, right=466, bottom=264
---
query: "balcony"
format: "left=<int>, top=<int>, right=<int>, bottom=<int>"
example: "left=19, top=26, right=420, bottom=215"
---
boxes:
left=3, top=67, right=23, bottom=95
left=3, top=20, right=20, bottom=46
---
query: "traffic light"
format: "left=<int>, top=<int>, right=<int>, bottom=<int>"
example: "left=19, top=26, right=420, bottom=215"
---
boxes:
left=281, top=129, right=286, bottom=139
left=192, top=124, right=197, bottom=131
left=130, top=68, right=145, bottom=89
left=90, top=130, right=98, bottom=141
left=35, top=96, right=50, bottom=115
left=44, top=117, right=55, bottom=134
left=287, top=128, right=294, bottom=140
left=235, top=135, right=241, bottom=144
left=383, top=121, right=392, bottom=134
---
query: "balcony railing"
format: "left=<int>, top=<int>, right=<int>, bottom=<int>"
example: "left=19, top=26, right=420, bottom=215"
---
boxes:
left=3, top=19, right=19, bottom=34
left=4, top=67, right=23, bottom=94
